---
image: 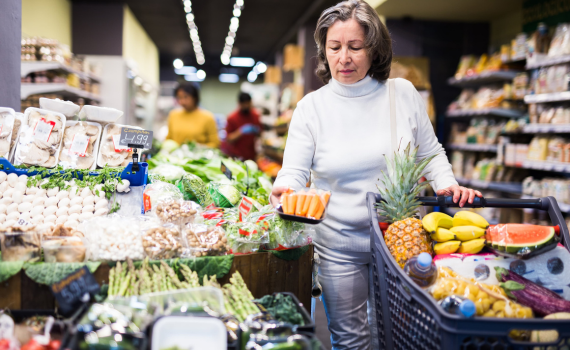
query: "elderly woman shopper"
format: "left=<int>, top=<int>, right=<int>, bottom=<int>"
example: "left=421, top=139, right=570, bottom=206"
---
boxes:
left=270, top=1, right=481, bottom=348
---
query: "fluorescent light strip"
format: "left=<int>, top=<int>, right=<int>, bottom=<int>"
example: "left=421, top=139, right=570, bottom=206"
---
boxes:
left=182, top=0, right=205, bottom=65
left=220, top=0, right=243, bottom=65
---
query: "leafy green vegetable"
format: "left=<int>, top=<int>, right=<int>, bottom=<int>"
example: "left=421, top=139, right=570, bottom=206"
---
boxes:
left=269, top=246, right=311, bottom=261
left=208, top=182, right=242, bottom=207
left=256, top=293, right=305, bottom=325
left=149, top=164, right=186, bottom=183
left=24, top=262, right=101, bottom=285
left=0, top=261, right=24, bottom=283
left=177, top=173, right=214, bottom=207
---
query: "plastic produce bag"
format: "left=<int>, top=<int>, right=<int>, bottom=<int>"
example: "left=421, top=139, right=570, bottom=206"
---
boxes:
left=430, top=266, right=533, bottom=318
left=143, top=180, right=184, bottom=213
left=177, top=173, right=214, bottom=207
left=149, top=164, right=186, bottom=183
left=154, top=199, right=200, bottom=227
left=183, top=224, right=229, bottom=257
left=142, top=223, right=184, bottom=260
left=485, top=224, right=559, bottom=258
left=58, top=120, right=102, bottom=170
left=266, top=216, right=313, bottom=250
left=14, top=107, right=66, bottom=168
left=208, top=182, right=242, bottom=208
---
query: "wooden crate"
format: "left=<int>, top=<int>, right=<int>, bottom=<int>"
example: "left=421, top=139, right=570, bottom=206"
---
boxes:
left=0, top=247, right=313, bottom=311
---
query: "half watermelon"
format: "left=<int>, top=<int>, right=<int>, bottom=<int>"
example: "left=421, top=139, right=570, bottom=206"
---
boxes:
left=485, top=224, right=556, bottom=255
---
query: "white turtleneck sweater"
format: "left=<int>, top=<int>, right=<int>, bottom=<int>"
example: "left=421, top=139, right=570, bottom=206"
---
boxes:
left=273, top=76, right=458, bottom=252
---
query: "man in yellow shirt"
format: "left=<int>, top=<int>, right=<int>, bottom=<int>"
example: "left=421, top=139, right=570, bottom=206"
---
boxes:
left=166, top=83, right=220, bottom=148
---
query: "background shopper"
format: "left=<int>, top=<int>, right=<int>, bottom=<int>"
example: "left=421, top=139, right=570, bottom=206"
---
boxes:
left=166, top=82, right=220, bottom=148
left=224, top=92, right=261, bottom=160
left=270, top=1, right=481, bottom=348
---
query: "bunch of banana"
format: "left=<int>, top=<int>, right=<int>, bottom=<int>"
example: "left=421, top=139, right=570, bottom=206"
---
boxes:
left=423, top=211, right=489, bottom=255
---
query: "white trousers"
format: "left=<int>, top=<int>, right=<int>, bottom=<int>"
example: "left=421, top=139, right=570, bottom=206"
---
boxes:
left=314, top=243, right=379, bottom=350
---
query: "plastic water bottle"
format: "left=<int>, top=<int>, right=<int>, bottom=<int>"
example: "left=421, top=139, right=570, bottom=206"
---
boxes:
left=439, top=295, right=476, bottom=318
left=403, top=252, right=437, bottom=288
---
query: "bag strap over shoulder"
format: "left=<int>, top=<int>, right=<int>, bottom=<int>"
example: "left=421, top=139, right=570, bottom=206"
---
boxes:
left=388, top=79, right=397, bottom=154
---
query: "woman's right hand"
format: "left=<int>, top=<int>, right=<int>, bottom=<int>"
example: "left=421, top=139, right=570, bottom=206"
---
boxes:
left=270, top=186, right=290, bottom=208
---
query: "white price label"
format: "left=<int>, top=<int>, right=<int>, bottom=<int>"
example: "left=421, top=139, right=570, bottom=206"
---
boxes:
left=112, top=134, right=131, bottom=152
left=69, top=134, right=90, bottom=156
left=17, top=218, right=31, bottom=226
left=33, top=118, right=55, bottom=142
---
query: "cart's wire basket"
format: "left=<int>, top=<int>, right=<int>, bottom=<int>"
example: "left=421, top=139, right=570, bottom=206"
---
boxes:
left=367, top=193, right=570, bottom=350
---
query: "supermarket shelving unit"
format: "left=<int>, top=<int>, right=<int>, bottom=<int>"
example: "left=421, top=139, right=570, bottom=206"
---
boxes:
left=447, top=70, right=519, bottom=87
left=446, top=108, right=524, bottom=119
left=448, top=144, right=498, bottom=152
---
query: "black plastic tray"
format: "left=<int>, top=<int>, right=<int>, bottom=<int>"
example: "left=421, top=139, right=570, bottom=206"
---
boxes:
left=276, top=206, right=325, bottom=225
left=367, top=194, right=570, bottom=350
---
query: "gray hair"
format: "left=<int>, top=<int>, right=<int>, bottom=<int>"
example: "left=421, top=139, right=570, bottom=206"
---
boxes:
left=314, top=0, right=392, bottom=83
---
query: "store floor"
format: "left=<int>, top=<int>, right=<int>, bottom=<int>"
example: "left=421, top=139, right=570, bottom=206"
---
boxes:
left=313, top=298, right=332, bottom=349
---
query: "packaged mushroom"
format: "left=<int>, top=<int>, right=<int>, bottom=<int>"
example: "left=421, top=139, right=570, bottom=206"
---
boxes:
left=153, top=199, right=200, bottom=227
left=58, top=121, right=102, bottom=170
left=0, top=107, right=16, bottom=159
left=9, top=112, right=25, bottom=162
left=42, top=236, right=87, bottom=263
left=81, top=215, right=146, bottom=261
left=183, top=224, right=229, bottom=257
left=0, top=225, right=41, bottom=262
left=13, top=108, right=65, bottom=168
left=97, top=123, right=142, bottom=168
left=142, top=223, right=183, bottom=259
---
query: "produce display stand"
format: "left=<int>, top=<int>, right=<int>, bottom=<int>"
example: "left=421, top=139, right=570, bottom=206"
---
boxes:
left=367, top=193, right=570, bottom=350
left=0, top=247, right=314, bottom=313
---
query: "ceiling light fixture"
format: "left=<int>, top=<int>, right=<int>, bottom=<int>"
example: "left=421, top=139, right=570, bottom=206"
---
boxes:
left=220, top=0, right=243, bottom=65
left=174, top=66, right=197, bottom=75
left=181, top=0, right=204, bottom=65
left=230, top=57, right=255, bottom=67
left=254, top=61, right=267, bottom=73
left=173, top=58, right=184, bottom=69
left=247, top=71, right=257, bottom=82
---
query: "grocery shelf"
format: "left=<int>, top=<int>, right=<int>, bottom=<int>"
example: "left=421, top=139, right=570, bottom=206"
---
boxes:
left=522, top=123, right=570, bottom=133
left=502, top=56, right=526, bottom=64
left=446, top=108, right=524, bottom=118
left=517, top=160, right=570, bottom=173
left=524, top=91, right=570, bottom=104
left=526, top=54, right=570, bottom=69
left=447, top=71, right=519, bottom=87
left=456, top=178, right=522, bottom=195
left=448, top=144, right=498, bottom=152
left=21, top=83, right=101, bottom=101
left=21, top=61, right=101, bottom=82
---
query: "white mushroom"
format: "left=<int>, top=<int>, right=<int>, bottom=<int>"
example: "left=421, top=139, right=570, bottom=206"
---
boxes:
left=70, top=197, right=84, bottom=206
left=94, top=208, right=109, bottom=216
left=116, top=179, right=130, bottom=193
left=3, top=188, right=14, bottom=198
left=95, top=200, right=109, bottom=210
left=0, top=214, right=6, bottom=223
left=31, top=215, right=44, bottom=224
left=65, top=220, right=79, bottom=228
left=6, top=211, right=19, bottom=222
left=32, top=197, right=46, bottom=207
left=18, top=174, right=28, bottom=184
left=43, top=205, right=58, bottom=216
left=83, top=195, right=95, bottom=207
left=19, top=211, right=31, bottom=222
left=80, top=187, right=92, bottom=198
left=0, top=204, right=6, bottom=214
left=6, top=203, right=18, bottom=214
left=68, top=186, right=79, bottom=199
left=36, top=188, right=47, bottom=197
left=47, top=187, right=59, bottom=197
left=7, top=173, right=18, bottom=187
left=4, top=219, right=16, bottom=228
left=56, top=190, right=69, bottom=200
left=18, top=202, right=32, bottom=213
left=68, top=205, right=82, bottom=214
left=56, top=207, right=68, bottom=217
left=0, top=172, right=7, bottom=183
left=31, top=206, right=44, bottom=217
left=14, top=182, right=26, bottom=193
left=22, top=195, right=34, bottom=203
left=79, top=212, right=93, bottom=221
left=58, top=198, right=70, bottom=208
left=45, top=197, right=59, bottom=207
left=11, top=191, right=23, bottom=204
left=25, top=187, right=37, bottom=195
left=56, top=216, right=68, bottom=225
left=82, top=205, right=94, bottom=213
left=0, top=182, right=9, bottom=192
left=44, top=214, right=57, bottom=223
left=68, top=213, right=80, bottom=222
left=0, top=198, right=11, bottom=206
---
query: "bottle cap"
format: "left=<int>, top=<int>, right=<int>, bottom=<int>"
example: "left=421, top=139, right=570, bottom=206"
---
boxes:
left=417, top=253, right=433, bottom=268
left=459, top=300, right=476, bottom=318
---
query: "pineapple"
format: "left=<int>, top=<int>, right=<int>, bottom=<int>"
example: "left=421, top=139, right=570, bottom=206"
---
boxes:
left=377, top=143, right=435, bottom=268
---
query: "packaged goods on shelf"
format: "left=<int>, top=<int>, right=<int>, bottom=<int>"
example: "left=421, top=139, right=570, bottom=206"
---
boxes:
left=548, top=23, right=570, bottom=57
left=448, top=87, right=507, bottom=112
left=531, top=64, right=570, bottom=94
left=504, top=143, right=530, bottom=166
left=449, top=119, right=504, bottom=146
left=524, top=135, right=570, bottom=163
left=523, top=177, right=570, bottom=204
left=530, top=104, right=570, bottom=124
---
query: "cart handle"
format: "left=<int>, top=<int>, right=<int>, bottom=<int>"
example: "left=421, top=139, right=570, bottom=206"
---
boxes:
left=417, top=196, right=548, bottom=210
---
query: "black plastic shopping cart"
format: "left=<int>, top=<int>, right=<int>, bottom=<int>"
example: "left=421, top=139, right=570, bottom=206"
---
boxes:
left=367, top=193, right=570, bottom=350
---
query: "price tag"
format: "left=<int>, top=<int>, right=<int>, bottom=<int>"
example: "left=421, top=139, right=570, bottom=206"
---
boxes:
left=119, top=127, right=153, bottom=149
left=33, top=118, right=55, bottom=142
left=113, top=134, right=132, bottom=152
left=220, top=162, right=232, bottom=180
left=69, top=134, right=90, bottom=156
left=50, top=266, right=100, bottom=316
left=16, top=218, right=31, bottom=226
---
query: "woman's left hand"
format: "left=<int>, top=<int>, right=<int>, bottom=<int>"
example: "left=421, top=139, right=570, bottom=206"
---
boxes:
left=436, top=185, right=483, bottom=208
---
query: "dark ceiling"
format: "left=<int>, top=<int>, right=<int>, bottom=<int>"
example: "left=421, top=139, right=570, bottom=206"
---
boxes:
left=73, top=0, right=339, bottom=79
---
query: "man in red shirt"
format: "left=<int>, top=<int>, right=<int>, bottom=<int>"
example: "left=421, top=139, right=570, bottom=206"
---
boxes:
left=224, top=92, right=261, bottom=160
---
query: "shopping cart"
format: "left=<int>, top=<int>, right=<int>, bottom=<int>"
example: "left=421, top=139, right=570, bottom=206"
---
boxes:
left=367, top=193, right=570, bottom=350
